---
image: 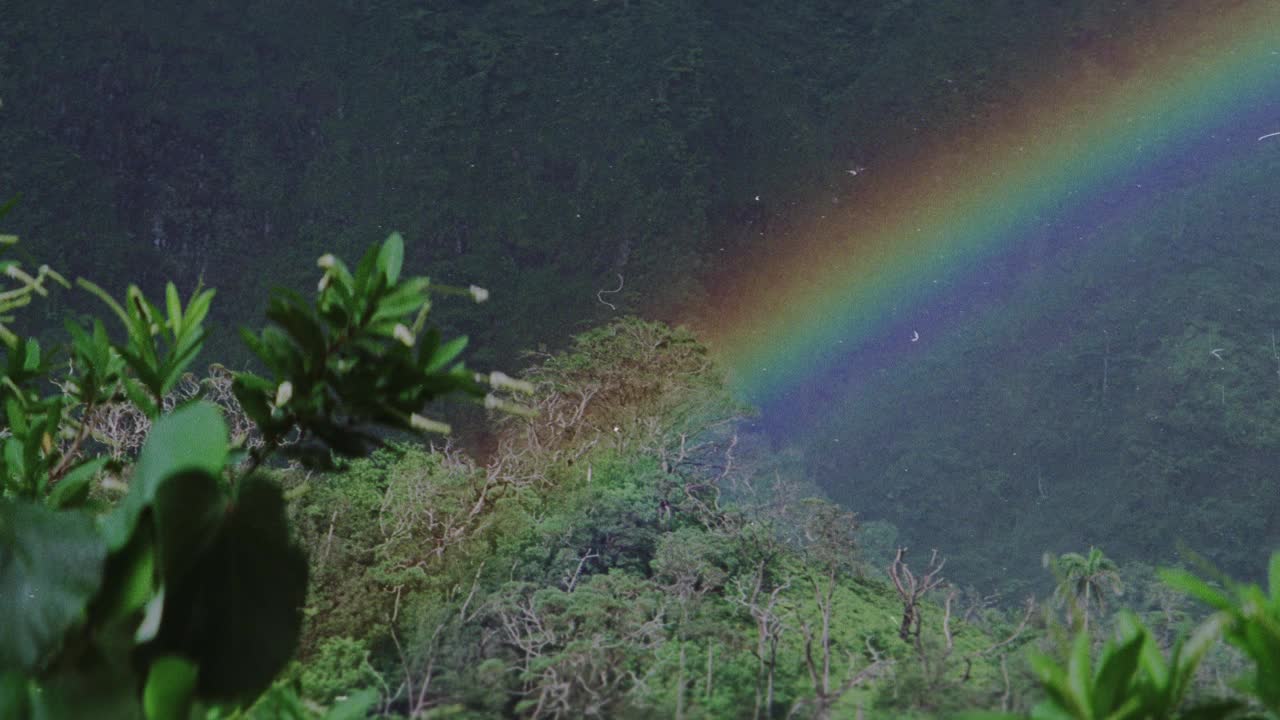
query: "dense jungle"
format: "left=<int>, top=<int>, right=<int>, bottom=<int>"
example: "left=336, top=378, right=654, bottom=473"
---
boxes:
left=3, top=0, right=1280, bottom=717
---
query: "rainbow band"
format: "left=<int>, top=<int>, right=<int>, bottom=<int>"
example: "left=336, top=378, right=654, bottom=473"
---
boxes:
left=698, top=3, right=1280, bottom=414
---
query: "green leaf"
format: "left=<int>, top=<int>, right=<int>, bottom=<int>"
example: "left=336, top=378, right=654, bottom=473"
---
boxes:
left=155, top=474, right=307, bottom=702
left=100, top=402, right=228, bottom=552
left=369, top=278, right=429, bottom=324
left=181, top=289, right=214, bottom=336
left=1066, top=631, right=1093, bottom=714
left=76, top=279, right=133, bottom=341
left=4, top=437, right=27, bottom=495
left=0, top=500, right=107, bottom=673
left=159, top=332, right=205, bottom=395
left=22, top=338, right=40, bottom=372
left=1162, top=569, right=1235, bottom=613
left=123, top=377, right=160, bottom=419
left=143, top=655, right=198, bottom=720
left=265, top=291, right=326, bottom=362
left=0, top=195, right=18, bottom=220
left=1092, top=630, right=1144, bottom=713
left=1170, top=614, right=1226, bottom=702
left=423, top=335, right=468, bottom=374
left=151, top=470, right=225, bottom=589
left=94, top=527, right=157, bottom=630
left=6, top=398, right=27, bottom=435
left=351, top=242, right=379, bottom=300
left=47, top=457, right=109, bottom=509
left=165, top=283, right=183, bottom=339
left=377, top=232, right=404, bottom=286
left=231, top=372, right=276, bottom=431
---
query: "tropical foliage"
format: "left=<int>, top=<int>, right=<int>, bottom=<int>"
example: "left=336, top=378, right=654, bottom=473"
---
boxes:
left=0, top=229, right=510, bottom=718
left=5, top=206, right=1280, bottom=717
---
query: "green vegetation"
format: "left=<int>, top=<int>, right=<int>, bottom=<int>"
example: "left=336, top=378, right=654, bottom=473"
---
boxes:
left=4, top=3, right=1280, bottom=716
left=0, top=229, right=518, bottom=717
left=4, top=209, right=1280, bottom=717
left=274, top=316, right=1036, bottom=718
left=7, top=0, right=1274, bottom=601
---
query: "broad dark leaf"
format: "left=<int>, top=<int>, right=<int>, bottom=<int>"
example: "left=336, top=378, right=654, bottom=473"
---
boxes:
left=151, top=470, right=226, bottom=590
left=100, top=402, right=228, bottom=552
left=0, top=500, right=106, bottom=673
left=154, top=474, right=307, bottom=702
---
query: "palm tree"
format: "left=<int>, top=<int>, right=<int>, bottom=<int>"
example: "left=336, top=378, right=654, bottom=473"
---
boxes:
left=1048, top=546, right=1123, bottom=632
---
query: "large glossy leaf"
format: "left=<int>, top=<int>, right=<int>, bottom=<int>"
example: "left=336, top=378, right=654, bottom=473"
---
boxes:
left=0, top=500, right=106, bottom=672
left=100, top=402, right=229, bottom=552
left=151, top=470, right=226, bottom=589
left=153, top=474, right=307, bottom=702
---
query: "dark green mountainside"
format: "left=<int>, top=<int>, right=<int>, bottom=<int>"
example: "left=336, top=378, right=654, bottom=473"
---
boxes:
left=2, top=0, right=1156, bottom=368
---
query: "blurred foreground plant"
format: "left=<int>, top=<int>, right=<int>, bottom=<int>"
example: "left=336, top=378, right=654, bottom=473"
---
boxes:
left=964, top=551, right=1280, bottom=720
left=0, top=219, right=526, bottom=719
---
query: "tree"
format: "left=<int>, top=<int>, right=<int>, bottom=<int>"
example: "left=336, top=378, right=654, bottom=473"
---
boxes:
left=1047, top=547, right=1123, bottom=633
left=789, top=498, right=882, bottom=720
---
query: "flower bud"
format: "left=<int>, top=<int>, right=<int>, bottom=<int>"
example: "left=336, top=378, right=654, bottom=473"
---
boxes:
left=488, top=371, right=534, bottom=395
left=393, top=323, right=415, bottom=347
left=410, top=413, right=451, bottom=434
left=275, top=381, right=293, bottom=407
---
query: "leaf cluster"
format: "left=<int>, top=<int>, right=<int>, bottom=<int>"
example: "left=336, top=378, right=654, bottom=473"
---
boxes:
left=231, top=233, right=493, bottom=463
left=0, top=230, right=494, bottom=718
left=968, top=552, right=1280, bottom=720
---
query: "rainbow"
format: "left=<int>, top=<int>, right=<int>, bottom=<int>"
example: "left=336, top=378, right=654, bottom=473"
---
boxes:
left=693, top=3, right=1280, bottom=419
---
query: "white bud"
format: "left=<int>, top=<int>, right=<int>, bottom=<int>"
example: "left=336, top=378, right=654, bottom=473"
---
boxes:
left=483, top=393, right=537, bottom=418
left=5, top=264, right=33, bottom=284
left=469, top=285, right=489, bottom=303
left=275, top=381, right=293, bottom=407
left=317, top=253, right=336, bottom=269
left=393, top=323, right=415, bottom=347
left=410, top=413, right=451, bottom=434
left=318, top=273, right=331, bottom=291
left=488, top=371, right=534, bottom=395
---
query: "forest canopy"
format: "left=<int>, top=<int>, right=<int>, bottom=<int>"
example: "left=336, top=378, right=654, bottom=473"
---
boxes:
left=3, top=226, right=1280, bottom=718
